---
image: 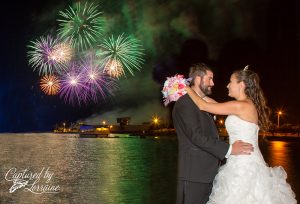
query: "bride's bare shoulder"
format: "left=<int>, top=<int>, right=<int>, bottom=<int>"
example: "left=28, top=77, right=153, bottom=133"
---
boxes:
left=237, top=101, right=258, bottom=123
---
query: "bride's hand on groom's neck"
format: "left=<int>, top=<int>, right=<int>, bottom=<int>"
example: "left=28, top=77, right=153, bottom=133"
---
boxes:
left=186, top=86, right=217, bottom=103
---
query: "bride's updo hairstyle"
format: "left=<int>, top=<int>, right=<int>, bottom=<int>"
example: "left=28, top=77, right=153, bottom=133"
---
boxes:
left=233, top=66, right=271, bottom=131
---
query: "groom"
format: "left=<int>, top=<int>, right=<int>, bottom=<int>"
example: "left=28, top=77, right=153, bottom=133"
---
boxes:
left=172, top=63, right=253, bottom=204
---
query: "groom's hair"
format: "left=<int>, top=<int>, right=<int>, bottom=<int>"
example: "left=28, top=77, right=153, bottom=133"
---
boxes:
left=189, top=63, right=213, bottom=86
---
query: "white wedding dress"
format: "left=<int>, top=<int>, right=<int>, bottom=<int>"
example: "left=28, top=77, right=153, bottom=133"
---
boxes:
left=207, top=115, right=297, bottom=204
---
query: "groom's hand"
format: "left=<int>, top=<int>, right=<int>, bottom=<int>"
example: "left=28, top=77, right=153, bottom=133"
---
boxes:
left=231, top=140, right=254, bottom=155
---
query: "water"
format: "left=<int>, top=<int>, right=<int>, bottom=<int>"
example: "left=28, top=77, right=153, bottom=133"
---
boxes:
left=0, top=133, right=299, bottom=203
left=260, top=140, right=300, bottom=200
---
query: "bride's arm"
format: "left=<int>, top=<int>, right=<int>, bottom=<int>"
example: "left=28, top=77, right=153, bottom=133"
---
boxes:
left=186, top=86, right=245, bottom=115
left=202, top=96, right=217, bottom=103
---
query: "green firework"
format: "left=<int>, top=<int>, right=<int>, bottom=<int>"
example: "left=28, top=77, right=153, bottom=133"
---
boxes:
left=57, top=2, right=104, bottom=51
left=96, top=34, right=145, bottom=77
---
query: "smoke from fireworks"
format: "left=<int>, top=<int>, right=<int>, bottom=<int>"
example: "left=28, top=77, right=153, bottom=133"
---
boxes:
left=57, top=2, right=104, bottom=51
left=40, top=75, right=61, bottom=95
left=96, top=34, right=145, bottom=78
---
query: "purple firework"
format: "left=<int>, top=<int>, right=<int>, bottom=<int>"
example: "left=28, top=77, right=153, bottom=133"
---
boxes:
left=80, top=56, right=119, bottom=103
left=59, top=62, right=89, bottom=105
left=27, top=35, right=70, bottom=75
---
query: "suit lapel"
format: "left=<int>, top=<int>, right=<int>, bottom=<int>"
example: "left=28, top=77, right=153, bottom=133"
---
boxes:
left=203, top=111, right=219, bottom=139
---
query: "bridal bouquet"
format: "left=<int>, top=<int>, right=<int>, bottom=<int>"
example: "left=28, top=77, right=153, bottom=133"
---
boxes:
left=162, top=74, right=189, bottom=106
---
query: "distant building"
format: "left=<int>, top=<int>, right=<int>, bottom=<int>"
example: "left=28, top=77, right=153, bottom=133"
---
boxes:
left=80, top=125, right=95, bottom=132
left=111, top=124, right=150, bottom=133
left=117, top=117, right=131, bottom=129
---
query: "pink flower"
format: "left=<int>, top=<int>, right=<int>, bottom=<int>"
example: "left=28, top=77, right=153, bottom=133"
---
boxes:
left=161, top=74, right=188, bottom=106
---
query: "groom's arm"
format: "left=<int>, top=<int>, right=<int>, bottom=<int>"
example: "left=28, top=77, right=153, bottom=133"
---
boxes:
left=174, top=98, right=229, bottom=160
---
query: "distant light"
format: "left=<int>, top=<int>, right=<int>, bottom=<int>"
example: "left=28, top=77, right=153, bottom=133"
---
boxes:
left=277, top=110, right=283, bottom=128
left=152, top=116, right=159, bottom=124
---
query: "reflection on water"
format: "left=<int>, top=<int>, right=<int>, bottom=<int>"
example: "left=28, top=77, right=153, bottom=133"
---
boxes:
left=259, top=140, right=300, bottom=201
left=0, top=133, right=177, bottom=203
left=0, top=134, right=299, bottom=203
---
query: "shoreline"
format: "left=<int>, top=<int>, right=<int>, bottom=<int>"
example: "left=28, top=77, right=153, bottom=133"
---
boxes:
left=1, top=131, right=300, bottom=142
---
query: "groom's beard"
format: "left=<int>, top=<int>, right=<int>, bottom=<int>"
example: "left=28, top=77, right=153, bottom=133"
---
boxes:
left=199, top=80, right=212, bottom=95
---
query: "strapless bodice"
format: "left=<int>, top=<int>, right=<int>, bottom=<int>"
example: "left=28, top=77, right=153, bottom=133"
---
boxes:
left=225, top=115, right=260, bottom=145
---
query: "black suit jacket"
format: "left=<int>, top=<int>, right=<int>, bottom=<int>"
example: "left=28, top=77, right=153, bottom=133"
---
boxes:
left=172, top=94, right=229, bottom=183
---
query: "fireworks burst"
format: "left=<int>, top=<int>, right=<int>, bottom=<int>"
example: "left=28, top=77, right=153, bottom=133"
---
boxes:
left=96, top=34, right=145, bottom=77
left=49, top=42, right=73, bottom=65
left=40, top=75, right=61, bottom=95
left=103, top=59, right=124, bottom=78
left=81, top=56, right=119, bottom=102
left=59, top=63, right=89, bottom=105
left=27, top=35, right=67, bottom=75
left=57, top=2, right=104, bottom=51
left=27, top=2, right=145, bottom=106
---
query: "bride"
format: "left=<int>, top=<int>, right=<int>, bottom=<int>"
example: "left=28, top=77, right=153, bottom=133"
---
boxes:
left=186, top=66, right=296, bottom=203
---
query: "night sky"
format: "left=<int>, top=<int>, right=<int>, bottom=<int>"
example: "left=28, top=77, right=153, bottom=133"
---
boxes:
left=0, top=0, right=299, bottom=132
